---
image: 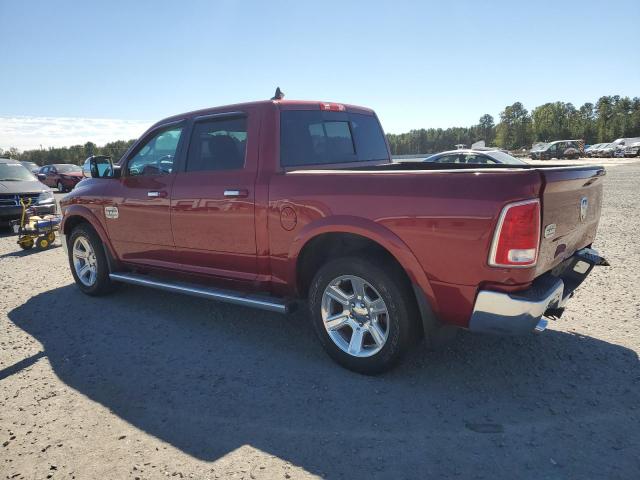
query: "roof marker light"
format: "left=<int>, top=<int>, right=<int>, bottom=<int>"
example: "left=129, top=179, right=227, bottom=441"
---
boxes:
left=320, top=103, right=346, bottom=112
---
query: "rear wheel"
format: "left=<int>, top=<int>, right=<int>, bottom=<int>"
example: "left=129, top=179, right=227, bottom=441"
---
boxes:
left=309, top=256, right=418, bottom=374
left=68, top=224, right=113, bottom=295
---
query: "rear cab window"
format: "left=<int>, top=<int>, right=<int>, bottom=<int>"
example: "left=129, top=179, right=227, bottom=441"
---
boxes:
left=280, top=108, right=389, bottom=168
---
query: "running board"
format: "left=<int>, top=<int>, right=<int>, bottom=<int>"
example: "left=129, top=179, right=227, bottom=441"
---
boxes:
left=109, top=272, right=291, bottom=314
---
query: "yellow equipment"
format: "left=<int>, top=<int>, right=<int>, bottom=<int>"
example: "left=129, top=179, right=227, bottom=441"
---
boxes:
left=12, top=197, right=61, bottom=250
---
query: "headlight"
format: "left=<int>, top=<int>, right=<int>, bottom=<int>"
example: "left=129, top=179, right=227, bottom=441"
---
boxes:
left=37, top=190, right=55, bottom=204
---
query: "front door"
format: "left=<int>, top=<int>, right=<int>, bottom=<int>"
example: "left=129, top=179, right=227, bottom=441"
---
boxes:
left=105, top=123, right=185, bottom=266
left=171, top=113, right=258, bottom=281
left=45, top=165, right=57, bottom=187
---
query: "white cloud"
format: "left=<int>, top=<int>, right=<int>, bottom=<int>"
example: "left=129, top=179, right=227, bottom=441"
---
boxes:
left=0, top=116, right=152, bottom=151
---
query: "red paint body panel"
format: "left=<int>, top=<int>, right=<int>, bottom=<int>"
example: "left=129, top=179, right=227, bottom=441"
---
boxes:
left=60, top=99, right=605, bottom=329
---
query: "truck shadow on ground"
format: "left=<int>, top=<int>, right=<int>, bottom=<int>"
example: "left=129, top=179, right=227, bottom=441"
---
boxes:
left=8, top=285, right=640, bottom=478
left=0, top=243, right=62, bottom=258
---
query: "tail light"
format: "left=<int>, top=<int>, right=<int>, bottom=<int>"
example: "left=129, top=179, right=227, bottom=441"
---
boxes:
left=488, top=199, right=541, bottom=268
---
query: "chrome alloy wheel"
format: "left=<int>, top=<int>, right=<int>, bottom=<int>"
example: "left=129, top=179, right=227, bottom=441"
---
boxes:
left=72, top=236, right=98, bottom=286
left=321, top=275, right=390, bottom=358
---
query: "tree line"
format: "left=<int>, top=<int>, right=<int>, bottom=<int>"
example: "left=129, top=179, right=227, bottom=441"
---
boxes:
left=387, top=95, right=640, bottom=155
left=0, top=140, right=136, bottom=166
left=2, top=94, right=639, bottom=163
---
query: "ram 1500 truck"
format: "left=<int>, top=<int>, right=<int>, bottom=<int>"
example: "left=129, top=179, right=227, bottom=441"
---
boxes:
left=59, top=97, right=608, bottom=373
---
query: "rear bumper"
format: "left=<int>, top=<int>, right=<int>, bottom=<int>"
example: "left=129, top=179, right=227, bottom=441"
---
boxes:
left=469, top=248, right=607, bottom=335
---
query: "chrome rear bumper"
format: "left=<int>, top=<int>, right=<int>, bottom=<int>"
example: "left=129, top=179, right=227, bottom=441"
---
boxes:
left=469, top=248, right=607, bottom=335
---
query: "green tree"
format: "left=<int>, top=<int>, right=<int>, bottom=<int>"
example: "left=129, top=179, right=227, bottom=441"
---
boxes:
left=496, top=102, right=531, bottom=150
left=478, top=114, right=495, bottom=145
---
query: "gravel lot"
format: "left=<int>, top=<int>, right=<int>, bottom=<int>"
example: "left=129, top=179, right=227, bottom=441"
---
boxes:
left=1, top=159, right=639, bottom=479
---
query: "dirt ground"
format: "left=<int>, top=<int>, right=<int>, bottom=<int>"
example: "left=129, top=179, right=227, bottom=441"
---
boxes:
left=1, top=159, right=639, bottom=479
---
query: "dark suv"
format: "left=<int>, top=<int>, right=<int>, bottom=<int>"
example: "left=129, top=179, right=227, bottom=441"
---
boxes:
left=530, top=140, right=583, bottom=160
left=0, top=159, right=56, bottom=226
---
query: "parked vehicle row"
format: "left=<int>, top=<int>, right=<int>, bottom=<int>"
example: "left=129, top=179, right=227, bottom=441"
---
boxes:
left=59, top=95, right=608, bottom=374
left=529, top=137, right=640, bottom=159
left=5, top=160, right=87, bottom=192
left=586, top=138, right=640, bottom=157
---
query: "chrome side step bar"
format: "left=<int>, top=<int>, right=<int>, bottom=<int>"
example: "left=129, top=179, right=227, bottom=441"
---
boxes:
left=109, top=272, right=291, bottom=314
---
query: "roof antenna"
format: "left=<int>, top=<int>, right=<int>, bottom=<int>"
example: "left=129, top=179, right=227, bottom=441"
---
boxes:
left=271, top=87, right=285, bottom=100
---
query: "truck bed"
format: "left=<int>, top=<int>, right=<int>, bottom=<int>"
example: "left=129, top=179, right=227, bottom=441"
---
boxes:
left=279, top=162, right=605, bottom=323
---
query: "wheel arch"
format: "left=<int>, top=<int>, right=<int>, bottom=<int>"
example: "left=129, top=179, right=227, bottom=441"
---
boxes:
left=62, top=205, right=119, bottom=269
left=288, top=216, right=440, bottom=335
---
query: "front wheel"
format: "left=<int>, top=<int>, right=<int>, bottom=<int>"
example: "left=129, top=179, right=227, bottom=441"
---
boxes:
left=68, top=224, right=113, bottom=295
left=57, top=181, right=65, bottom=193
left=308, top=256, right=418, bottom=374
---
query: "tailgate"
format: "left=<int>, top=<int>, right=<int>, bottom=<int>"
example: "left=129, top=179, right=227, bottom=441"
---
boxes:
left=535, top=165, right=605, bottom=276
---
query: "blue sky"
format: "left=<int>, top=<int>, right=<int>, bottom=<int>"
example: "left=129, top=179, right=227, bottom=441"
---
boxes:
left=1, top=0, right=638, bottom=149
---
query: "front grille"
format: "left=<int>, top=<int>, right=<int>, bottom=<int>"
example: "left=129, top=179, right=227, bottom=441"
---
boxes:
left=0, top=193, right=40, bottom=207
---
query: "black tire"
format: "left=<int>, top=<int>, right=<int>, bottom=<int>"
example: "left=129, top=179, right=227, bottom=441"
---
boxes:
left=308, top=256, right=419, bottom=374
left=36, top=236, right=50, bottom=250
left=19, top=238, right=34, bottom=250
left=68, top=224, right=114, bottom=296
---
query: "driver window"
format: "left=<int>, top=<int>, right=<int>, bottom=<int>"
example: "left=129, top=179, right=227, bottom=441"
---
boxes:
left=127, top=127, right=183, bottom=176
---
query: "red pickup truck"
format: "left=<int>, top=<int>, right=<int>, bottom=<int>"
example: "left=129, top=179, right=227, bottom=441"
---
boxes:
left=59, top=97, right=607, bottom=373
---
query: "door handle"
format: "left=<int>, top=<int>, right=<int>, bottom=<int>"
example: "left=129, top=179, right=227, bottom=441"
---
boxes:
left=147, top=191, right=167, bottom=198
left=223, top=189, right=249, bottom=198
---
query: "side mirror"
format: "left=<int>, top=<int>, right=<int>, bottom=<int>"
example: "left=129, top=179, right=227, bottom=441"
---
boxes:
left=89, top=155, right=120, bottom=178
left=37, top=173, right=46, bottom=182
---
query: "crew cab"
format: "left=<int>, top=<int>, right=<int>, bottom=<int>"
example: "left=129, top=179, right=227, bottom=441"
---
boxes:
left=59, top=96, right=608, bottom=373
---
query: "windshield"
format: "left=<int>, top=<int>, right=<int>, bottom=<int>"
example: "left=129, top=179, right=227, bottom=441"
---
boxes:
left=56, top=164, right=82, bottom=173
left=0, top=162, right=37, bottom=181
left=485, top=151, right=527, bottom=165
left=531, top=143, right=548, bottom=151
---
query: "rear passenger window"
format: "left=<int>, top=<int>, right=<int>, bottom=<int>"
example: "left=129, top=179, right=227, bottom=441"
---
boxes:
left=280, top=110, right=388, bottom=167
left=186, top=117, right=247, bottom=172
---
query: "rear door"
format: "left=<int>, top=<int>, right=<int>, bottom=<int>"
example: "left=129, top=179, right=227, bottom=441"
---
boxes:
left=170, top=112, right=258, bottom=281
left=104, top=122, right=185, bottom=265
left=535, top=165, right=605, bottom=275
